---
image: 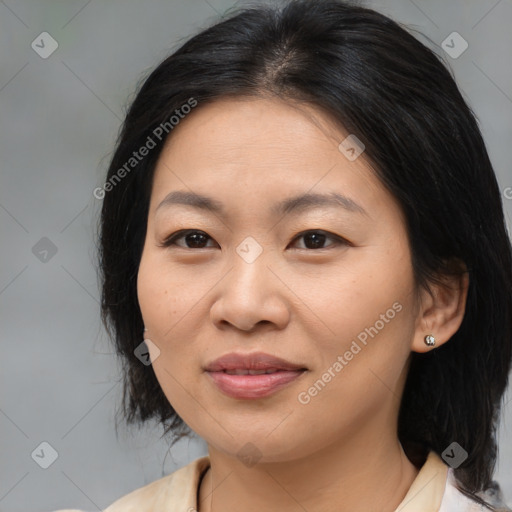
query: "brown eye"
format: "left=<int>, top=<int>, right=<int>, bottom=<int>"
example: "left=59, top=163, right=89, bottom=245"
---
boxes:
left=161, top=230, right=218, bottom=249
left=289, top=230, right=348, bottom=250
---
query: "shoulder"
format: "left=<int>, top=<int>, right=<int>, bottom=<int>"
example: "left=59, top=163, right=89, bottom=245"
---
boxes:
left=103, top=455, right=210, bottom=512
left=395, top=450, right=511, bottom=512
left=52, top=455, right=210, bottom=512
left=440, top=467, right=512, bottom=512
left=439, top=469, right=485, bottom=511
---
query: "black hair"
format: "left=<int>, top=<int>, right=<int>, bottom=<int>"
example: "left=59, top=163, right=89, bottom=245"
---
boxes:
left=98, top=0, right=512, bottom=506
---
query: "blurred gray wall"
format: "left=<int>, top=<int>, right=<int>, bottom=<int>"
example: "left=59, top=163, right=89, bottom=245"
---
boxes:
left=1, top=1, right=511, bottom=511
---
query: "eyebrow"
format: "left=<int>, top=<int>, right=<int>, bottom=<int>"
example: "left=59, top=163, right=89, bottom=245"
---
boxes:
left=155, top=190, right=368, bottom=217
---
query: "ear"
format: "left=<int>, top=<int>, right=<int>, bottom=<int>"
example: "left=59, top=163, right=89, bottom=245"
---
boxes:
left=411, top=263, right=470, bottom=353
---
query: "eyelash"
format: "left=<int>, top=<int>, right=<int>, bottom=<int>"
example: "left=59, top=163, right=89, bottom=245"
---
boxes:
left=160, top=229, right=350, bottom=251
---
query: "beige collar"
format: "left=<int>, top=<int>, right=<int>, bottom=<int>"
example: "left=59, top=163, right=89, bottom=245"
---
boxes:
left=394, top=451, right=449, bottom=511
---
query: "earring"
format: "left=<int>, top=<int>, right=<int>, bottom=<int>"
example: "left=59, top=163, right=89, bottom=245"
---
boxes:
left=424, top=334, right=436, bottom=347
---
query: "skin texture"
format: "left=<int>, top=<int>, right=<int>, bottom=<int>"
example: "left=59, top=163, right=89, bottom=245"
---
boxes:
left=137, top=97, right=469, bottom=512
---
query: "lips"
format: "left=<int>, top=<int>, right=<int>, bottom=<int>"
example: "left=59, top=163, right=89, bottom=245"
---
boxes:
left=204, top=351, right=307, bottom=373
left=223, top=368, right=283, bottom=375
left=204, top=352, right=308, bottom=399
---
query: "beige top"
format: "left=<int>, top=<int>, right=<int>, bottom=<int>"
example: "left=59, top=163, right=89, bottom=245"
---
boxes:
left=54, top=451, right=495, bottom=511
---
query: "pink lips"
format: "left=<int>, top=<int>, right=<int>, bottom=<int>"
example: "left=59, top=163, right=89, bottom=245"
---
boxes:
left=204, top=352, right=307, bottom=399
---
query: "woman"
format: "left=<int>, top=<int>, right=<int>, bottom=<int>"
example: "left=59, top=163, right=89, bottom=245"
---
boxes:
left=56, top=0, right=512, bottom=510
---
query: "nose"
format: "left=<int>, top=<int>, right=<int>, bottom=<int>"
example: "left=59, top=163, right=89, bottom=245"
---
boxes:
left=210, top=251, right=291, bottom=333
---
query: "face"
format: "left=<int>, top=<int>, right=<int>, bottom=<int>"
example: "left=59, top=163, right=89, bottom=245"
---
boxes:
left=137, top=97, right=424, bottom=463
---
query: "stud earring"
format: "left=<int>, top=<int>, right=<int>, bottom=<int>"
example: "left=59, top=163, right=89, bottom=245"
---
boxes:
left=424, top=334, right=436, bottom=347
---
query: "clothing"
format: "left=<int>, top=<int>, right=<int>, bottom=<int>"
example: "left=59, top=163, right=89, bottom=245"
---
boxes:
left=53, top=451, right=509, bottom=512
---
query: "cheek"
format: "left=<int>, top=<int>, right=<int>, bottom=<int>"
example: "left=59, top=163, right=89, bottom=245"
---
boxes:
left=137, top=250, right=193, bottom=334
left=297, top=248, right=414, bottom=346
left=137, top=249, right=206, bottom=380
left=137, top=252, right=183, bottom=372
left=296, top=249, right=417, bottom=408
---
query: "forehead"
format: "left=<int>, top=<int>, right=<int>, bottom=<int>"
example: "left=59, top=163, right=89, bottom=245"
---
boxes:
left=159, top=96, right=355, bottom=164
left=149, top=97, right=400, bottom=222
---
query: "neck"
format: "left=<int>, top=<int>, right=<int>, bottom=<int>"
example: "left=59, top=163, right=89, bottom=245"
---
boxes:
left=198, top=432, right=419, bottom=512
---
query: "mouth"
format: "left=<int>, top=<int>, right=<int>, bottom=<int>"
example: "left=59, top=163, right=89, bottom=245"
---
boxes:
left=204, top=352, right=308, bottom=399
left=222, top=368, right=293, bottom=375
left=206, top=369, right=307, bottom=399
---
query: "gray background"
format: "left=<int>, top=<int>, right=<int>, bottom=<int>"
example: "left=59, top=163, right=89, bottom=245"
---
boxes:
left=1, top=0, right=511, bottom=511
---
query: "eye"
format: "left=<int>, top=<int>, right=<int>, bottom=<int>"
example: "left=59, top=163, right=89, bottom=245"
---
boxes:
left=288, top=230, right=349, bottom=250
left=160, top=229, right=218, bottom=249
left=160, top=229, right=349, bottom=251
